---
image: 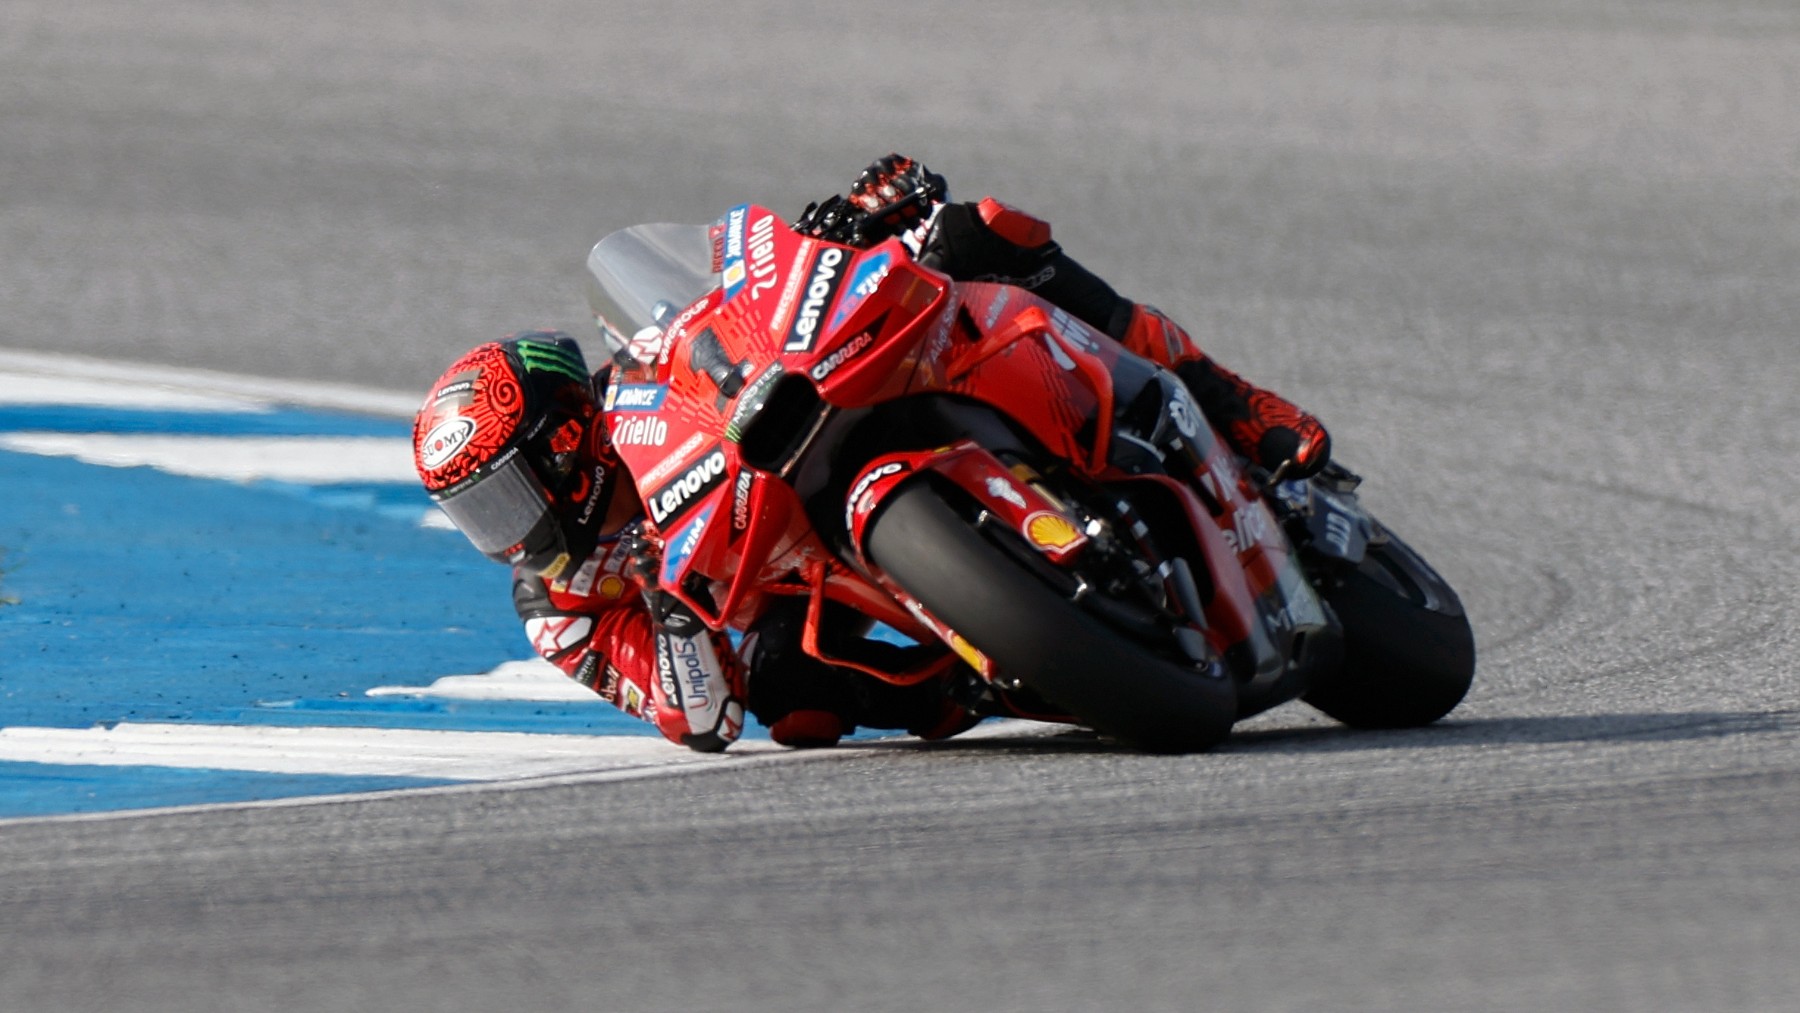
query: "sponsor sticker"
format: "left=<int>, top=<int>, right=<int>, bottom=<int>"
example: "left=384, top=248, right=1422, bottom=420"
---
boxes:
left=744, top=213, right=780, bottom=302
left=419, top=416, right=476, bottom=471
left=662, top=508, right=711, bottom=586
left=637, top=431, right=708, bottom=488
left=949, top=633, right=989, bottom=674
left=985, top=475, right=1028, bottom=509
left=1166, top=387, right=1202, bottom=439
left=827, top=250, right=892, bottom=330
left=809, top=331, right=874, bottom=382
left=845, top=461, right=905, bottom=531
left=785, top=247, right=849, bottom=353
left=731, top=470, right=755, bottom=533
left=724, top=363, right=785, bottom=442
left=720, top=205, right=749, bottom=298
left=610, top=413, right=669, bottom=447
left=1024, top=511, right=1082, bottom=552
left=647, top=446, right=728, bottom=526
left=603, top=383, right=667, bottom=412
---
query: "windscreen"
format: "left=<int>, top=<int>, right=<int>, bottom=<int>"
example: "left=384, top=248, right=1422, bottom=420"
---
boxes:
left=585, top=223, right=717, bottom=368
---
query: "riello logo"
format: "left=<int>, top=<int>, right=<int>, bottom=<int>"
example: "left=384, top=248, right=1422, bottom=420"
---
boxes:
left=420, top=416, right=477, bottom=470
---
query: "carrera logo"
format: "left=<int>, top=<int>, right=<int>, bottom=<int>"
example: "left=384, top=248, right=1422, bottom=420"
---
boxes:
left=809, top=331, right=874, bottom=381
left=419, top=416, right=476, bottom=470
left=731, top=470, right=754, bottom=532
left=648, top=447, right=728, bottom=526
left=785, top=247, right=848, bottom=353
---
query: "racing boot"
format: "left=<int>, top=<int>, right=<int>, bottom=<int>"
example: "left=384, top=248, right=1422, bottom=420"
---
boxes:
left=1117, top=304, right=1331, bottom=479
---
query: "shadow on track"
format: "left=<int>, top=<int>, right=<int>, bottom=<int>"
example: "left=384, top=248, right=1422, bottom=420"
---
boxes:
left=849, top=708, right=1800, bottom=757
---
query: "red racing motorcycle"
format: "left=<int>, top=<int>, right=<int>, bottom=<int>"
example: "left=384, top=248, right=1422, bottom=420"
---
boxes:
left=585, top=204, right=1475, bottom=752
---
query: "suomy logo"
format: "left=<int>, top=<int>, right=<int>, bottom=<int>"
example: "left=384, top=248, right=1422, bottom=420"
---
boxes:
left=419, top=416, right=477, bottom=470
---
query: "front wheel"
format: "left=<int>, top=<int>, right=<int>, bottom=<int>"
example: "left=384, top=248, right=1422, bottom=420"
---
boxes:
left=864, top=478, right=1237, bottom=752
left=1303, top=531, right=1476, bottom=728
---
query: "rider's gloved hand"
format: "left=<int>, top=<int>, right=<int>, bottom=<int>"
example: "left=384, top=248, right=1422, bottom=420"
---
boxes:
left=850, top=154, right=948, bottom=214
left=847, top=153, right=947, bottom=241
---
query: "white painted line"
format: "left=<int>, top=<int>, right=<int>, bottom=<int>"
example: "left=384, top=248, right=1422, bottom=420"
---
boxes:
left=0, top=432, right=416, bottom=484
left=367, top=659, right=602, bottom=702
left=0, top=374, right=273, bottom=412
left=0, top=723, right=787, bottom=780
left=0, top=348, right=420, bottom=417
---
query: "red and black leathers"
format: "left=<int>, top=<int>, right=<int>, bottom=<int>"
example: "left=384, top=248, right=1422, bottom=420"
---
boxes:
left=921, top=198, right=1331, bottom=478
left=511, top=162, right=1330, bottom=751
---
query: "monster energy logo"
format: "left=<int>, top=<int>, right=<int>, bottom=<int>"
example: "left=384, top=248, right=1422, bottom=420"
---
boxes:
left=515, top=339, right=587, bottom=381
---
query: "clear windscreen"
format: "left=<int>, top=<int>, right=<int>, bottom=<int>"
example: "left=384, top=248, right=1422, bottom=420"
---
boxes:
left=585, top=223, right=717, bottom=367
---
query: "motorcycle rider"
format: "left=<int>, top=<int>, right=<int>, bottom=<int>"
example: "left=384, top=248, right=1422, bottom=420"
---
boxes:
left=411, top=154, right=1331, bottom=752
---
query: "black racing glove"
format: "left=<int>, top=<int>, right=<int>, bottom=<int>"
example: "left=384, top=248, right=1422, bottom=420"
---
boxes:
left=849, top=154, right=948, bottom=220
left=793, top=153, right=948, bottom=247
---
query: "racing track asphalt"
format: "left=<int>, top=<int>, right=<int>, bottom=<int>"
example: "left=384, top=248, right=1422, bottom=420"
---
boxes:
left=3, top=2, right=1798, bottom=1010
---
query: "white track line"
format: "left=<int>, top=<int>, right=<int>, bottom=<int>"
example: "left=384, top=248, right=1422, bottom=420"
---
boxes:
left=0, top=722, right=788, bottom=780
left=0, top=348, right=419, bottom=416
left=0, top=432, right=417, bottom=483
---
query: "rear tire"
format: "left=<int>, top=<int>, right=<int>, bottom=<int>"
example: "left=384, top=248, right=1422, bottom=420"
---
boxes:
left=864, top=478, right=1237, bottom=752
left=1303, top=533, right=1475, bottom=728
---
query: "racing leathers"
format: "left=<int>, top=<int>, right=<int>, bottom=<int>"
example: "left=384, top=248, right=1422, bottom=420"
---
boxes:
left=516, top=155, right=1331, bottom=752
left=510, top=514, right=747, bottom=753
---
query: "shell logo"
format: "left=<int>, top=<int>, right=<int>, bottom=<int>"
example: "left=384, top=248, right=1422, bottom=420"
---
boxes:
left=1024, top=511, right=1081, bottom=551
left=596, top=575, right=629, bottom=601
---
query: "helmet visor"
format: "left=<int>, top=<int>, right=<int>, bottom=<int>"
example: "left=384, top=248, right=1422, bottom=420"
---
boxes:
left=432, top=452, right=553, bottom=560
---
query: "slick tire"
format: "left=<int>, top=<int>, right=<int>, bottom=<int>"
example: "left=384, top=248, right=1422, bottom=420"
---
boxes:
left=1303, top=533, right=1476, bottom=728
left=865, top=478, right=1237, bottom=753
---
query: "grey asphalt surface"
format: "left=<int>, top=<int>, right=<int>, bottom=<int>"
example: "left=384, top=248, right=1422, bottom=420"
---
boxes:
left=4, top=2, right=1799, bottom=1011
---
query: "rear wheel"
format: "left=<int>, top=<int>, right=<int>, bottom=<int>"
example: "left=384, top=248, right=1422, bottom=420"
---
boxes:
left=864, top=478, right=1237, bottom=752
left=1303, top=532, right=1475, bottom=728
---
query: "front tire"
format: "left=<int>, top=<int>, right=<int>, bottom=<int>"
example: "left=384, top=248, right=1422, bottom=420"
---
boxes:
left=864, top=478, right=1237, bottom=752
left=1303, top=532, right=1476, bottom=728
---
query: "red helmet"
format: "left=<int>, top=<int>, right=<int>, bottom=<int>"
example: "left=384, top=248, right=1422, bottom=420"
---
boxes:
left=413, top=332, right=614, bottom=581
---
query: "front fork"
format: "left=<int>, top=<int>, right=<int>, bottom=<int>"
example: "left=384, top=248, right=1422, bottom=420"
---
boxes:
left=1110, top=367, right=1341, bottom=709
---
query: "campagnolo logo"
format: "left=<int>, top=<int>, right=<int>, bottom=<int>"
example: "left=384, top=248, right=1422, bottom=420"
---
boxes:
left=648, top=448, right=728, bottom=525
left=785, top=247, right=847, bottom=353
left=420, top=416, right=476, bottom=470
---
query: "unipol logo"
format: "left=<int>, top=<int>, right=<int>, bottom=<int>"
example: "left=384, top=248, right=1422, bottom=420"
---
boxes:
left=420, top=416, right=477, bottom=470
